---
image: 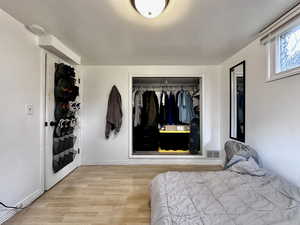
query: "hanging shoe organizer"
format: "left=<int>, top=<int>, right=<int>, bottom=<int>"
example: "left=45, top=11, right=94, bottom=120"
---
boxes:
left=53, top=63, right=80, bottom=173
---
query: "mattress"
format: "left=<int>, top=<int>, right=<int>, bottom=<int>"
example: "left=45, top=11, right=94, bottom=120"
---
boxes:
left=150, top=170, right=300, bottom=225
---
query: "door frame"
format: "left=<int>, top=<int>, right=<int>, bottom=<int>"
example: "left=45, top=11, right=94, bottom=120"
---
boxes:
left=40, top=50, right=47, bottom=192
left=128, top=74, right=206, bottom=159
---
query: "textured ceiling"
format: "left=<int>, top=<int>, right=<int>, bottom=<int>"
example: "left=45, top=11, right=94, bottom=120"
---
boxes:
left=0, top=0, right=298, bottom=65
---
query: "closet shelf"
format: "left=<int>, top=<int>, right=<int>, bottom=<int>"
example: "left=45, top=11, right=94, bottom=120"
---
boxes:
left=159, top=149, right=189, bottom=153
left=159, top=130, right=191, bottom=134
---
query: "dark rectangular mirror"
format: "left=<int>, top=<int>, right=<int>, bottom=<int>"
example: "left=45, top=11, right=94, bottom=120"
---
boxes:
left=230, top=61, right=245, bottom=142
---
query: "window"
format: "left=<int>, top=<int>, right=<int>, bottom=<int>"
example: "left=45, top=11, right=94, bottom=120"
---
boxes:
left=265, top=16, right=300, bottom=82
left=279, top=25, right=300, bottom=73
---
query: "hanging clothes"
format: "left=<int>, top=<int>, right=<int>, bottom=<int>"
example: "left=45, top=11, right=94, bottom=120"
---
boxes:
left=166, top=92, right=176, bottom=125
left=105, top=85, right=123, bottom=139
left=185, top=91, right=195, bottom=123
left=138, top=90, right=159, bottom=151
left=189, top=117, right=200, bottom=154
left=175, top=91, right=180, bottom=124
left=177, top=90, right=195, bottom=124
left=133, top=90, right=143, bottom=127
left=142, top=91, right=159, bottom=127
left=192, top=89, right=200, bottom=118
left=159, top=91, right=168, bottom=126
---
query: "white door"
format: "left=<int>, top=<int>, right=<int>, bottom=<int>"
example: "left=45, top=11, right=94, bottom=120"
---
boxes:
left=44, top=52, right=80, bottom=190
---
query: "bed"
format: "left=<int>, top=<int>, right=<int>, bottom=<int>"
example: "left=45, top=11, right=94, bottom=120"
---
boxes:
left=150, top=141, right=300, bottom=225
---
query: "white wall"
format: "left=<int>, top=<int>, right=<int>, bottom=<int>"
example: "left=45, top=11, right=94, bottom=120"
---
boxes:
left=221, top=38, right=300, bottom=186
left=0, top=9, right=43, bottom=221
left=81, top=66, right=222, bottom=165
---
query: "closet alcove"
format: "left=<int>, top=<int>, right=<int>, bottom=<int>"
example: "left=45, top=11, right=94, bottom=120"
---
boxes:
left=129, top=75, right=204, bottom=158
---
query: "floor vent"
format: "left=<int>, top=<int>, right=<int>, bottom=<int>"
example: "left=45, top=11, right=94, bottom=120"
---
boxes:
left=207, top=151, right=220, bottom=159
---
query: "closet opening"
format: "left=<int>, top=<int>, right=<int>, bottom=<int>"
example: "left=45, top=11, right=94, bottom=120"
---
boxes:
left=130, top=76, right=203, bottom=157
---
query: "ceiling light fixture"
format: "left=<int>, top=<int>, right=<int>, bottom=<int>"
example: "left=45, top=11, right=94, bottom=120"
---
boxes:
left=131, top=0, right=169, bottom=19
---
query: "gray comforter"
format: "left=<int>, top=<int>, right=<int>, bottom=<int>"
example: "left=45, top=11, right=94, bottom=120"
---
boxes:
left=150, top=170, right=300, bottom=225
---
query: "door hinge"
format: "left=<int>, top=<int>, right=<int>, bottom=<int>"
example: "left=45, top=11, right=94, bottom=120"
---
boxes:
left=78, top=148, right=80, bottom=154
left=78, top=78, right=81, bottom=84
left=44, top=122, right=48, bottom=127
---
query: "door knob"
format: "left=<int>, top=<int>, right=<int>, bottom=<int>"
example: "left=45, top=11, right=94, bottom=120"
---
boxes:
left=50, top=121, right=56, bottom=127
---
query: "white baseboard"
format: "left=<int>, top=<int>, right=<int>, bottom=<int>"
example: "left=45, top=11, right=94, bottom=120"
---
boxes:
left=0, top=189, right=44, bottom=224
left=83, top=159, right=224, bottom=166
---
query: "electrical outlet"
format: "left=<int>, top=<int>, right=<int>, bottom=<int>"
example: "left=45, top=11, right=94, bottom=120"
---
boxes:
left=25, top=104, right=34, bottom=115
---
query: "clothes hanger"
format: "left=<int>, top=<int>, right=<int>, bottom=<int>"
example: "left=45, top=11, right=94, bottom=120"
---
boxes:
left=180, top=85, right=184, bottom=93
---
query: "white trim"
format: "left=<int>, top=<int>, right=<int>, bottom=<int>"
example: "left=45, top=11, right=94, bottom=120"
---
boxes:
left=39, top=35, right=81, bottom=65
left=230, top=71, right=237, bottom=137
left=128, top=74, right=133, bottom=159
left=40, top=50, right=47, bottom=191
left=0, top=189, right=44, bottom=224
left=128, top=74, right=206, bottom=159
left=77, top=67, right=83, bottom=167
left=267, top=67, right=300, bottom=82
left=260, top=3, right=300, bottom=44
left=266, top=18, right=300, bottom=82
left=266, top=41, right=273, bottom=82
left=83, top=159, right=223, bottom=166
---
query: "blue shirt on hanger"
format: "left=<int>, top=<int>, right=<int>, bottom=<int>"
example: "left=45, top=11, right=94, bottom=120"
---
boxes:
left=177, top=90, right=194, bottom=124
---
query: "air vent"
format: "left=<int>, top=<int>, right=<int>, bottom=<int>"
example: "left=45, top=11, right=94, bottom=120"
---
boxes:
left=207, top=150, right=220, bottom=159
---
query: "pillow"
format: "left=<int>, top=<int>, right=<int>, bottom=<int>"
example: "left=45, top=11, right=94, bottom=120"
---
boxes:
left=224, top=141, right=263, bottom=168
left=225, top=154, right=247, bottom=169
left=246, top=145, right=263, bottom=167
left=229, top=157, right=266, bottom=177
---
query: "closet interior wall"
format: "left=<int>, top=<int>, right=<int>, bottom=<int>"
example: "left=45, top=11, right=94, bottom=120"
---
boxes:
left=131, top=77, right=203, bottom=157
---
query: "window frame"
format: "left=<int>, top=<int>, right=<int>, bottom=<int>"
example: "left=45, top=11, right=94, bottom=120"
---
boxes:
left=267, top=17, right=300, bottom=82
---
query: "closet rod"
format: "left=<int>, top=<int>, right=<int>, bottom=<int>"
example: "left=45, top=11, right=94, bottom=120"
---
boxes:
left=133, top=86, right=197, bottom=91
left=133, top=83, right=198, bottom=88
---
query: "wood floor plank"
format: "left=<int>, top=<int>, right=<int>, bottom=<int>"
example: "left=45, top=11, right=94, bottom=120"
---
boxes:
left=3, top=165, right=222, bottom=225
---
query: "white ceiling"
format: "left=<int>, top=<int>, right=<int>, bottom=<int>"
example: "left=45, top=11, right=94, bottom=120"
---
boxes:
left=0, top=0, right=298, bottom=65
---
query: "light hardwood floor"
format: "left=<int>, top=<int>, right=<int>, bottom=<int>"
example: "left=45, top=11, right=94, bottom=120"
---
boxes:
left=4, top=165, right=222, bottom=225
